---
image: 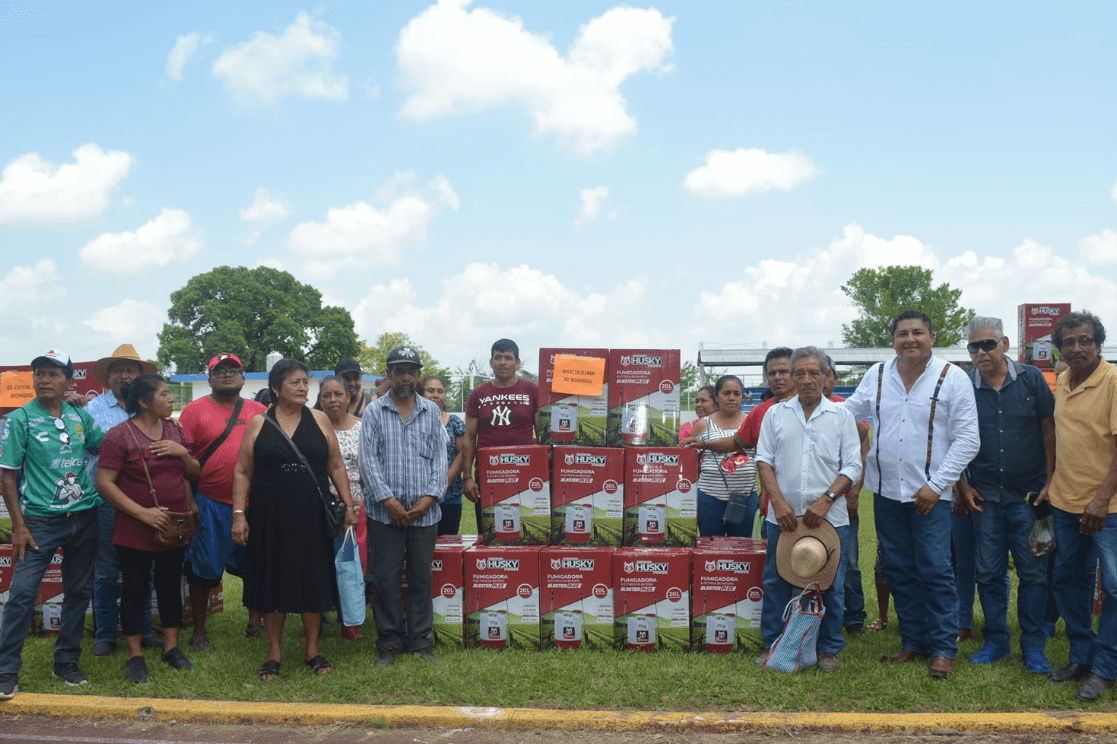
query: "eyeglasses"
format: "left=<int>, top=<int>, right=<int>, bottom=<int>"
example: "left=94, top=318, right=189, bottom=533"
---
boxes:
left=967, top=339, right=999, bottom=354
left=211, top=367, right=242, bottom=377
left=1060, top=336, right=1095, bottom=350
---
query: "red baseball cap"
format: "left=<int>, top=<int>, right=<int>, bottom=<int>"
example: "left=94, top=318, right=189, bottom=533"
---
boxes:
left=208, top=353, right=244, bottom=374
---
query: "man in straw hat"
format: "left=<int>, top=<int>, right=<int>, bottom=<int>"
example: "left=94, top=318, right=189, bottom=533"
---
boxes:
left=755, top=346, right=862, bottom=670
left=83, top=344, right=161, bottom=658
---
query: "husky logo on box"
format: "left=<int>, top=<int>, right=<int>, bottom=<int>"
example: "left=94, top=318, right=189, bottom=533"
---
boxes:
left=574, top=454, right=607, bottom=467
left=500, top=454, right=531, bottom=466
left=623, top=561, right=636, bottom=574
left=648, top=453, right=679, bottom=466
left=636, top=561, right=668, bottom=573
left=431, top=559, right=443, bottom=571
left=621, top=355, right=662, bottom=367
left=489, top=455, right=499, bottom=466
left=716, top=559, right=751, bottom=573
left=636, top=453, right=647, bottom=465
left=50, top=553, right=63, bottom=565
left=0, top=556, right=11, bottom=567
left=564, top=453, right=576, bottom=465
left=550, top=558, right=563, bottom=570
left=620, top=355, right=632, bottom=366
left=483, top=558, right=520, bottom=571
left=1031, top=306, right=1061, bottom=315
left=562, top=557, right=595, bottom=570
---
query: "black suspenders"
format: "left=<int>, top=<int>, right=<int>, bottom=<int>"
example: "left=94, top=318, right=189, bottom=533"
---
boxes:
left=874, top=360, right=951, bottom=496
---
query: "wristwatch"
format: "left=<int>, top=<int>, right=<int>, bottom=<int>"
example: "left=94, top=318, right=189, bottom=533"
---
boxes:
left=824, top=490, right=840, bottom=501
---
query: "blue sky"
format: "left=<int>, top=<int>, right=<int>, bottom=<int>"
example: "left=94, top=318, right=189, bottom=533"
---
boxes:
left=1, top=1, right=1115, bottom=381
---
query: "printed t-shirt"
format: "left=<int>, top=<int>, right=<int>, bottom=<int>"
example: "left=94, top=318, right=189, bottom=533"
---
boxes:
left=179, top=396, right=266, bottom=504
left=98, top=420, right=194, bottom=551
left=733, top=397, right=776, bottom=450
left=467, top=378, right=538, bottom=449
left=0, top=398, right=105, bottom=517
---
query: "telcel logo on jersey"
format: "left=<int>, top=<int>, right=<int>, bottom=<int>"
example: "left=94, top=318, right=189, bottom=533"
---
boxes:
left=500, top=454, right=531, bottom=466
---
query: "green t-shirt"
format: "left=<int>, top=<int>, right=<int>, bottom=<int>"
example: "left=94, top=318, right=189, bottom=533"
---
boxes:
left=0, top=398, right=105, bottom=517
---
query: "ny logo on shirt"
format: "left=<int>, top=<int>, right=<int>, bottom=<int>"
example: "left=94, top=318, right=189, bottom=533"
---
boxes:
left=490, top=406, right=512, bottom=426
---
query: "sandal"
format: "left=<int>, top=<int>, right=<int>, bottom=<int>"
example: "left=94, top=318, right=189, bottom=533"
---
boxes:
left=305, top=655, right=332, bottom=675
left=868, top=617, right=888, bottom=632
left=189, top=634, right=211, bottom=652
left=244, top=624, right=267, bottom=639
left=341, top=626, right=364, bottom=641
left=259, top=659, right=281, bottom=681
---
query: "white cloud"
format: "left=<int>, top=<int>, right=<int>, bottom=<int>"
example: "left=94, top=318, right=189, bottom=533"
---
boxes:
left=682, top=148, right=820, bottom=199
left=396, top=0, right=674, bottom=156
left=0, top=144, right=134, bottom=224
left=1080, top=228, right=1117, bottom=264
left=79, top=208, right=203, bottom=275
left=0, top=259, right=64, bottom=316
left=212, top=12, right=348, bottom=104
left=285, top=173, right=458, bottom=278
left=167, top=32, right=201, bottom=80
left=575, top=185, right=615, bottom=228
left=82, top=299, right=166, bottom=345
left=240, top=188, right=293, bottom=245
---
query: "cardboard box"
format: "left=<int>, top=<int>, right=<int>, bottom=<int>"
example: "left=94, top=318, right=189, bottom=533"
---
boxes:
left=0, top=544, right=13, bottom=633
left=607, top=350, right=681, bottom=446
left=612, top=547, right=691, bottom=651
left=692, top=545, right=766, bottom=653
left=623, top=447, right=698, bottom=547
left=33, top=549, right=64, bottom=635
left=477, top=445, right=552, bottom=545
left=175, top=578, right=223, bottom=627
left=696, top=537, right=767, bottom=550
left=538, top=348, right=610, bottom=447
left=465, top=546, right=542, bottom=650
left=431, top=542, right=469, bottom=649
left=551, top=447, right=624, bottom=546
left=1018, top=303, right=1072, bottom=368
left=540, top=546, right=614, bottom=650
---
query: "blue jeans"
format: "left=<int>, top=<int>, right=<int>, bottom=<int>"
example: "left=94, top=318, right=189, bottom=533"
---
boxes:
left=875, top=494, right=958, bottom=658
left=369, top=520, right=438, bottom=652
left=952, top=511, right=976, bottom=630
left=1052, top=507, right=1117, bottom=678
left=0, top=509, right=98, bottom=675
left=972, top=497, right=1048, bottom=653
left=761, top=521, right=849, bottom=654
left=697, top=489, right=757, bottom=538
left=93, top=501, right=153, bottom=643
left=844, top=515, right=867, bottom=626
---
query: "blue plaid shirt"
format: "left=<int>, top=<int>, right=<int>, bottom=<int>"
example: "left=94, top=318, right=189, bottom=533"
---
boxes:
left=83, top=393, right=132, bottom=485
left=359, top=393, right=447, bottom=527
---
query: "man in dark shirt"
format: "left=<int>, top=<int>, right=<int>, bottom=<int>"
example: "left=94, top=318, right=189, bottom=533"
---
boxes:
left=955, top=316, right=1054, bottom=674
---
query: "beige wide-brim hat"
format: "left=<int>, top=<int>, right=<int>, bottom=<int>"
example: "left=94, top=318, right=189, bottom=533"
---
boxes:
left=92, top=344, right=157, bottom=388
left=776, top=517, right=842, bottom=590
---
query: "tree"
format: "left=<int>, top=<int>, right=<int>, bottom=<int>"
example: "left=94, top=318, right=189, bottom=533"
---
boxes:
left=355, top=331, right=452, bottom=383
left=840, top=266, right=975, bottom=348
left=157, top=266, right=361, bottom=373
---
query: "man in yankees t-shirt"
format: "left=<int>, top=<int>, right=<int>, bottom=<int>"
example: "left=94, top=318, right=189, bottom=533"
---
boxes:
left=461, top=339, right=539, bottom=528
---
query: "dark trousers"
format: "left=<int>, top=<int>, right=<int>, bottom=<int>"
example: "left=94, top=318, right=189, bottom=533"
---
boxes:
left=369, top=520, right=438, bottom=653
left=115, top=545, right=186, bottom=636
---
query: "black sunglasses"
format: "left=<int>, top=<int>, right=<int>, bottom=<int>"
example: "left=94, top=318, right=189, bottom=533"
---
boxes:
left=967, top=339, right=999, bottom=354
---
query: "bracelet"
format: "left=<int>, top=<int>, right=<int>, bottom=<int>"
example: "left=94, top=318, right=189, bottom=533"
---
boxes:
left=347, top=506, right=361, bottom=512
left=232, top=509, right=245, bottom=515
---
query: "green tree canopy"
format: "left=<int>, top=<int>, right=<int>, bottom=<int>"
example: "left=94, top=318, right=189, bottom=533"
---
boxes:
left=157, top=266, right=361, bottom=373
left=840, top=266, right=975, bottom=348
left=356, top=331, right=452, bottom=383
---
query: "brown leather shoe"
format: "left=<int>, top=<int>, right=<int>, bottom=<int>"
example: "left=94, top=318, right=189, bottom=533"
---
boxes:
left=817, top=652, right=840, bottom=671
left=930, top=656, right=954, bottom=679
left=957, top=628, right=974, bottom=642
left=881, top=648, right=931, bottom=663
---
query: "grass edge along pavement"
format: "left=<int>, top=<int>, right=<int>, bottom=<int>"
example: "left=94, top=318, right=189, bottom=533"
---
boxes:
left=6, top=693, right=1117, bottom=733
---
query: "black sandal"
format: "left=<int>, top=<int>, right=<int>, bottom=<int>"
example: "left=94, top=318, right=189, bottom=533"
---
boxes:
left=305, top=655, right=331, bottom=675
left=259, top=659, right=281, bottom=681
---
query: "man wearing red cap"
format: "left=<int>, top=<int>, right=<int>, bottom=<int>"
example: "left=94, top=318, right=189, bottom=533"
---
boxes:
left=179, top=353, right=266, bottom=650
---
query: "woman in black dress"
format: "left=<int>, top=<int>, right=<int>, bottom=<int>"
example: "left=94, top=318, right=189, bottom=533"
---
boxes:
left=231, top=359, right=359, bottom=680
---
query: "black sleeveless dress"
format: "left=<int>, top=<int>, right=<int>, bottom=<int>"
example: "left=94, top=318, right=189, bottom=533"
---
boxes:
left=245, top=406, right=337, bottom=614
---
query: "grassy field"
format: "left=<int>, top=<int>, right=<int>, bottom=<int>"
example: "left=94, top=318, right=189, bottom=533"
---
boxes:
left=8, top=492, right=1113, bottom=712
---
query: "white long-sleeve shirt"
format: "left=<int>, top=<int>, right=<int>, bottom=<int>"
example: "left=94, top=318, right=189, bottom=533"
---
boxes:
left=755, top=396, right=863, bottom=528
left=843, top=354, right=979, bottom=502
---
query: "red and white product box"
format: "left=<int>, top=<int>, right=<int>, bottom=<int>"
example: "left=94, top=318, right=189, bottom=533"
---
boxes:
left=465, top=546, right=543, bottom=650
left=552, top=447, right=624, bottom=546
left=607, top=349, right=681, bottom=447
left=1018, top=303, right=1072, bottom=368
left=540, top=546, right=614, bottom=650
left=623, top=447, right=698, bottom=547
left=612, top=548, right=692, bottom=652
left=33, top=549, right=64, bottom=635
left=477, top=445, right=551, bottom=545
left=692, top=545, right=766, bottom=653
left=0, top=544, right=13, bottom=633
left=696, top=537, right=768, bottom=551
left=431, top=542, right=469, bottom=649
left=538, top=348, right=610, bottom=447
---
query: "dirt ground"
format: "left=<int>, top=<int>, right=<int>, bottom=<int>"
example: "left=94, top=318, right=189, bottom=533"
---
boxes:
left=5, top=717, right=1117, bottom=744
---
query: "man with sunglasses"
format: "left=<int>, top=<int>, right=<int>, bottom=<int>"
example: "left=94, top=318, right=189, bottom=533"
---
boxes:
left=0, top=350, right=107, bottom=699
left=1042, top=310, right=1117, bottom=701
left=954, top=317, right=1054, bottom=674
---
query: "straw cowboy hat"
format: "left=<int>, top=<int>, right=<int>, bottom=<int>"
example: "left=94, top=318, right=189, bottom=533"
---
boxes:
left=91, top=344, right=157, bottom=388
left=776, top=517, right=842, bottom=590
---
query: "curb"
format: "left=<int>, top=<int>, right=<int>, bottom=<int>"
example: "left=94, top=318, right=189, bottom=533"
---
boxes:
left=4, top=695, right=1117, bottom=733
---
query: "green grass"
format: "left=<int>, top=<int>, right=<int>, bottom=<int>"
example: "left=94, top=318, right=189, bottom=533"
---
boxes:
left=9, top=492, right=1113, bottom=712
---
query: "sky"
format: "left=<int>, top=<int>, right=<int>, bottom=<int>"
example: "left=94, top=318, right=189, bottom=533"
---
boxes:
left=1, top=0, right=1115, bottom=382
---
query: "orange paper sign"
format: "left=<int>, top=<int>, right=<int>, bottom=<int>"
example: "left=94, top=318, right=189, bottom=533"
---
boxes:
left=0, top=371, right=35, bottom=407
left=551, top=354, right=605, bottom=396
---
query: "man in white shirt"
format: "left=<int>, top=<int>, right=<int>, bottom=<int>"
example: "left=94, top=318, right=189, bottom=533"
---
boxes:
left=843, top=310, right=980, bottom=679
left=755, top=347, right=862, bottom=670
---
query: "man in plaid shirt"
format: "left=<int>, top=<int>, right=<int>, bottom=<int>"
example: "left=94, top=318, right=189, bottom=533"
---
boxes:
left=360, top=345, right=448, bottom=667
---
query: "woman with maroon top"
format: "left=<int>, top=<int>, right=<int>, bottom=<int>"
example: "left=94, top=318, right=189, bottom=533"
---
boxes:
left=96, top=374, right=200, bottom=684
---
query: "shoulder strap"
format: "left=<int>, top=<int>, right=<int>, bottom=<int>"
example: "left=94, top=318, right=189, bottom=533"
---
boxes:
left=197, top=397, right=244, bottom=469
left=924, top=363, right=951, bottom=480
left=260, top=410, right=327, bottom=503
left=125, top=422, right=160, bottom=508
